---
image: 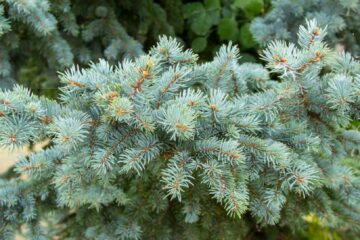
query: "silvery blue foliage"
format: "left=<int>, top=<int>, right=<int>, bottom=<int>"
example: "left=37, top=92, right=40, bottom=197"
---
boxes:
left=0, top=21, right=359, bottom=239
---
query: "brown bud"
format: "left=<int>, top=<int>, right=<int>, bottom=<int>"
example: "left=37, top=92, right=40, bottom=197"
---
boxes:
left=68, top=80, right=84, bottom=87
left=41, top=116, right=53, bottom=125
left=9, top=134, right=17, bottom=143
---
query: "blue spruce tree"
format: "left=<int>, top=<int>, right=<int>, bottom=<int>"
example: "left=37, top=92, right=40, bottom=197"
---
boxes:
left=0, top=20, right=359, bottom=239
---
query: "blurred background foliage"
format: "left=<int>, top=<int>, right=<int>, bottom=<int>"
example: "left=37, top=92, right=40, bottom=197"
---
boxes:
left=0, top=1, right=359, bottom=239
left=0, top=0, right=270, bottom=97
left=1, top=0, right=359, bottom=98
left=250, top=0, right=360, bottom=55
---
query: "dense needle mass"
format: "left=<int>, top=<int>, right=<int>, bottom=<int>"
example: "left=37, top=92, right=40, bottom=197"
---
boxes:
left=0, top=20, right=359, bottom=239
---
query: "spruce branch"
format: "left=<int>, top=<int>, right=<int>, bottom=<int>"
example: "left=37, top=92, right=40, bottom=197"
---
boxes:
left=0, top=20, right=359, bottom=238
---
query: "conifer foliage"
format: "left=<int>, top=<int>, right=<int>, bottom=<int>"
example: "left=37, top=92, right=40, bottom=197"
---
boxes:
left=0, top=20, right=360, bottom=239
